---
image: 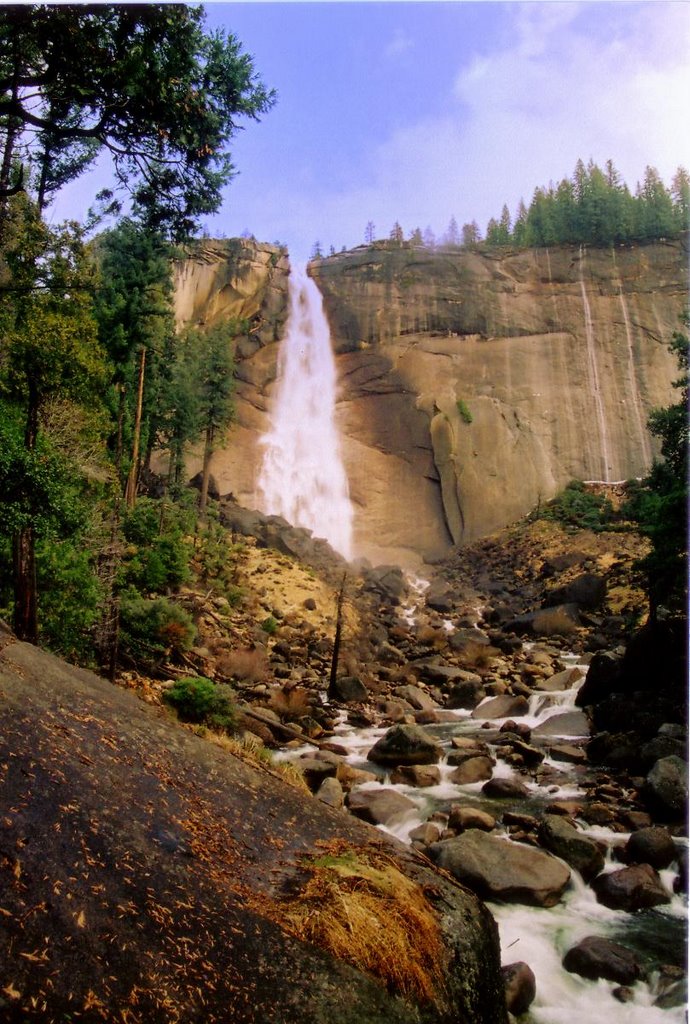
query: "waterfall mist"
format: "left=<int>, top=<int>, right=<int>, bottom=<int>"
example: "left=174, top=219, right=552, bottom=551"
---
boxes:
left=256, top=264, right=354, bottom=560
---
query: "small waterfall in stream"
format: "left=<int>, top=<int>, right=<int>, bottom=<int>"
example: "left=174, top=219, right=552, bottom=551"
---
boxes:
left=256, top=264, right=354, bottom=560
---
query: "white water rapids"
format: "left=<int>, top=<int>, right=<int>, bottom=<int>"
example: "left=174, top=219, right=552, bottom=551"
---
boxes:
left=256, top=264, right=354, bottom=559
left=277, top=657, right=687, bottom=1024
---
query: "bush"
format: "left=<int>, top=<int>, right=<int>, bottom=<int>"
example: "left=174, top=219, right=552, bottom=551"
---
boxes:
left=261, top=615, right=279, bottom=635
left=163, top=676, right=236, bottom=732
left=120, top=498, right=191, bottom=592
left=456, top=398, right=473, bottom=424
left=118, top=591, right=195, bottom=668
left=535, top=480, right=615, bottom=531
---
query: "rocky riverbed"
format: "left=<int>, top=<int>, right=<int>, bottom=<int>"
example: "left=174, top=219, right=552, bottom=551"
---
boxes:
left=64, top=499, right=687, bottom=1022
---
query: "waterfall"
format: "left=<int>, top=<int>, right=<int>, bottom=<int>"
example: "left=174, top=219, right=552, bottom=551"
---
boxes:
left=256, top=264, right=354, bottom=560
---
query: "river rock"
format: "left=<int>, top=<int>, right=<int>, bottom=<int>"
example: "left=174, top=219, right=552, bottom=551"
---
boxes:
left=331, top=675, right=369, bottom=703
left=482, top=777, right=529, bottom=800
left=429, top=831, right=571, bottom=907
left=363, top=564, right=408, bottom=605
left=298, top=757, right=338, bottom=791
left=563, top=936, right=644, bottom=984
left=543, top=572, right=607, bottom=610
left=538, top=814, right=605, bottom=882
left=316, top=776, right=344, bottom=808
left=548, top=743, right=587, bottom=765
left=449, top=757, right=494, bottom=785
left=624, top=826, right=677, bottom=870
left=534, top=666, right=584, bottom=692
left=643, top=755, right=688, bottom=818
left=591, top=863, right=671, bottom=911
left=425, top=578, right=455, bottom=612
left=531, top=710, right=589, bottom=737
left=394, top=684, right=439, bottom=711
left=346, top=787, right=418, bottom=827
left=336, top=763, right=378, bottom=790
left=445, top=678, right=487, bottom=709
left=471, top=695, right=529, bottom=720
left=448, top=806, right=496, bottom=833
left=367, top=724, right=442, bottom=766
left=409, top=822, right=442, bottom=846
left=501, top=962, right=536, bottom=1015
left=575, top=649, right=624, bottom=707
left=447, top=747, right=494, bottom=767
left=390, top=764, right=441, bottom=788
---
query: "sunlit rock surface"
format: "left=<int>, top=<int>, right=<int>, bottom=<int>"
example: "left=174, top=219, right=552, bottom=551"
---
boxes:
left=175, top=236, right=687, bottom=565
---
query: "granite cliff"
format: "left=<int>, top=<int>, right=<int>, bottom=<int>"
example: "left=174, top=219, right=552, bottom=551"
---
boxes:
left=174, top=237, right=686, bottom=566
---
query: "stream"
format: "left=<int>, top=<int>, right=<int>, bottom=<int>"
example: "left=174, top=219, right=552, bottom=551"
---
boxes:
left=278, top=660, right=687, bottom=1023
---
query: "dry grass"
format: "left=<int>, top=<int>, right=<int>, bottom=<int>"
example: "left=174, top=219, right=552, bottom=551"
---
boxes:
left=199, top=729, right=311, bottom=793
left=532, top=607, right=579, bottom=636
left=281, top=843, right=445, bottom=1005
left=456, top=640, right=500, bottom=669
left=216, top=647, right=269, bottom=684
left=268, top=685, right=313, bottom=722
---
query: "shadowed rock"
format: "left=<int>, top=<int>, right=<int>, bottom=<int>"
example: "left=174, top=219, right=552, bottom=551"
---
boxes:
left=367, top=724, right=443, bottom=766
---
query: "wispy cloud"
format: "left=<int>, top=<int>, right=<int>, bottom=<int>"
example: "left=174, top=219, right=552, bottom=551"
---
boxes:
left=383, top=27, right=414, bottom=61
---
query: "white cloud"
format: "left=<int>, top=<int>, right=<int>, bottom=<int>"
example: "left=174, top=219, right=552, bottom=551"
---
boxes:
left=307, top=1, right=690, bottom=249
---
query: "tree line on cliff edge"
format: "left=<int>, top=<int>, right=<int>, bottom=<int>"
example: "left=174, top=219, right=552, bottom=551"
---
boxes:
left=0, top=4, right=274, bottom=662
left=329, top=158, right=687, bottom=259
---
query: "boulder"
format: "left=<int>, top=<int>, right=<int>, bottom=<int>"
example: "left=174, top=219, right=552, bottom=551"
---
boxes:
left=419, top=664, right=483, bottom=689
left=331, top=675, right=369, bottom=703
left=548, top=743, right=587, bottom=765
left=445, top=678, right=487, bottom=710
left=336, top=763, right=378, bottom=790
left=409, top=822, right=442, bottom=846
left=297, top=757, right=338, bottom=792
left=429, top=831, right=571, bottom=907
left=534, top=667, right=584, bottom=692
left=346, top=788, right=418, bottom=828
left=471, top=695, right=529, bottom=720
left=643, top=755, right=688, bottom=819
left=624, top=827, right=677, bottom=870
left=531, top=711, right=589, bottom=737
left=543, top=573, right=607, bottom=610
left=425, top=578, right=455, bottom=612
left=390, top=764, right=441, bottom=788
left=449, top=757, right=494, bottom=785
left=448, top=806, right=496, bottom=833
left=592, top=864, right=671, bottom=911
left=481, top=777, right=529, bottom=800
left=563, top=936, right=644, bottom=985
left=503, top=604, right=580, bottom=637
left=363, top=565, right=408, bottom=605
left=575, top=650, right=624, bottom=707
left=316, top=776, right=345, bottom=809
left=538, top=815, right=605, bottom=882
left=394, top=684, right=439, bottom=711
left=501, top=962, right=536, bottom=1016
left=367, top=724, right=442, bottom=766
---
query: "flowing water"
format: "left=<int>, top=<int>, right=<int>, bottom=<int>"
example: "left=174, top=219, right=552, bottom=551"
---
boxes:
left=579, top=247, right=612, bottom=482
left=256, top=264, right=354, bottom=559
left=279, top=665, right=687, bottom=1023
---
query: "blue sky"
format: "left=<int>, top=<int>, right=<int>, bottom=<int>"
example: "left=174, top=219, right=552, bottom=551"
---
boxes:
left=51, top=1, right=690, bottom=260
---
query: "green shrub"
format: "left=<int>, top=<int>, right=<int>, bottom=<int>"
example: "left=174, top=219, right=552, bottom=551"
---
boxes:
left=456, top=398, right=473, bottom=424
left=120, top=498, right=191, bottom=592
left=261, top=615, right=279, bottom=635
left=163, top=676, right=236, bottom=732
left=118, top=591, right=195, bottom=668
left=535, top=480, right=615, bottom=531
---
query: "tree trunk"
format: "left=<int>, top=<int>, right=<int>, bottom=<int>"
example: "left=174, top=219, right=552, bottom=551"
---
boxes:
left=13, top=386, right=40, bottom=643
left=124, top=347, right=146, bottom=509
left=198, top=422, right=215, bottom=516
left=13, top=526, right=37, bottom=644
left=328, top=573, right=347, bottom=700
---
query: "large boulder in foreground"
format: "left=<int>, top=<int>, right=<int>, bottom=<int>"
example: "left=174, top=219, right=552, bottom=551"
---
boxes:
left=429, top=831, right=571, bottom=908
left=367, top=724, right=443, bottom=766
left=0, top=625, right=507, bottom=1024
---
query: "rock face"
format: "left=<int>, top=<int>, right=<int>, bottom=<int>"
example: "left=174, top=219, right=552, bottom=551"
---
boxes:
left=0, top=624, right=507, bottom=1024
left=174, top=237, right=686, bottom=565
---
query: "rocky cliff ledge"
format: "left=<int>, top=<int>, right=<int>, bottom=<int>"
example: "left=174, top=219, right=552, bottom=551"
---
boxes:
left=175, top=237, right=686, bottom=566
